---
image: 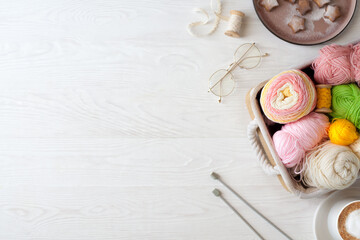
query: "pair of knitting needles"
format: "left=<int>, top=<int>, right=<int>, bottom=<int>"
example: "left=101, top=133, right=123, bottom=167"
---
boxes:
left=211, top=172, right=293, bottom=240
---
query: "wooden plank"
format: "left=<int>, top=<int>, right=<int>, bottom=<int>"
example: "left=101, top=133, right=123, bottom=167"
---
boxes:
left=0, top=0, right=358, bottom=239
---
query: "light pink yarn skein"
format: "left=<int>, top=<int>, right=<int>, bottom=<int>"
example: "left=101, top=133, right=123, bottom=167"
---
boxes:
left=351, top=43, right=360, bottom=82
left=273, top=112, right=330, bottom=168
left=312, top=44, right=353, bottom=85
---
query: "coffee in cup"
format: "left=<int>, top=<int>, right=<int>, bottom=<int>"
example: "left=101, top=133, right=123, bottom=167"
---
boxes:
left=338, top=201, right=360, bottom=240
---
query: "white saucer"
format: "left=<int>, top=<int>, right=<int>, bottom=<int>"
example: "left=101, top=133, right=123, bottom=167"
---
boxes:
left=314, top=186, right=360, bottom=240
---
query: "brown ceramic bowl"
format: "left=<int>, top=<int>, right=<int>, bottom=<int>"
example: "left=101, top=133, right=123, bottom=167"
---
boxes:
left=253, top=0, right=357, bottom=45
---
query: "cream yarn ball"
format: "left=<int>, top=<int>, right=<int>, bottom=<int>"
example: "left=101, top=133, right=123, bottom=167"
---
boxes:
left=303, top=141, right=360, bottom=190
left=350, top=138, right=360, bottom=159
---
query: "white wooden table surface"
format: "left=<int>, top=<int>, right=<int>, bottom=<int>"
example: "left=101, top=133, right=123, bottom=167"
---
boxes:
left=0, top=1, right=359, bottom=239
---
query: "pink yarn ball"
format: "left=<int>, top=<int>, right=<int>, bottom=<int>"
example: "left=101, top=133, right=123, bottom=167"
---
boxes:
left=312, top=44, right=353, bottom=85
left=351, top=43, right=360, bottom=83
left=273, top=112, right=330, bottom=168
left=260, top=70, right=317, bottom=123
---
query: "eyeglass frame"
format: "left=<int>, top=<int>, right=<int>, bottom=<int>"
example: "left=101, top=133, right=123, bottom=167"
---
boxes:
left=208, top=43, right=268, bottom=103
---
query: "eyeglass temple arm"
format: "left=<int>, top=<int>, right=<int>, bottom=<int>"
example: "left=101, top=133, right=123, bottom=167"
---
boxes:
left=229, top=53, right=269, bottom=71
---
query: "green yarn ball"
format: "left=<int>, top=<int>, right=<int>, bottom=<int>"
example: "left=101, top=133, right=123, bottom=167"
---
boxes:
left=331, top=83, right=360, bottom=128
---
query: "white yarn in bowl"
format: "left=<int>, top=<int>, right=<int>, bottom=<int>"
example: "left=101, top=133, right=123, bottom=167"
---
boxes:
left=303, top=141, right=360, bottom=190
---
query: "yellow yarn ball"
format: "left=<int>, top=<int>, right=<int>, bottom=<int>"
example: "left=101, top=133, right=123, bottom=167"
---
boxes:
left=316, top=87, right=331, bottom=109
left=329, top=119, right=359, bottom=146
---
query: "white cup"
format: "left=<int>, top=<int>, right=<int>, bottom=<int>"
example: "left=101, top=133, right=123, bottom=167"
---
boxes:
left=328, top=199, right=360, bottom=239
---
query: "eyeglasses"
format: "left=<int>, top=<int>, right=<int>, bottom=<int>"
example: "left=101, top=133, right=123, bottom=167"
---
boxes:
left=208, top=43, right=268, bottom=103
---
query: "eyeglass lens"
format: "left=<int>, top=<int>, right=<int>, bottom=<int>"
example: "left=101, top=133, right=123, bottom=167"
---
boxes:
left=234, top=43, right=262, bottom=70
left=209, top=69, right=235, bottom=99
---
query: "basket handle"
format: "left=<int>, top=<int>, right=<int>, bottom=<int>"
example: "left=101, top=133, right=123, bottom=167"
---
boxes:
left=247, top=119, right=280, bottom=176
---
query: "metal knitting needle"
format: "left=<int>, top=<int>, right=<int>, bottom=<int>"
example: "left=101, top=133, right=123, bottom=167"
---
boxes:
left=211, top=172, right=293, bottom=240
left=212, top=188, right=265, bottom=240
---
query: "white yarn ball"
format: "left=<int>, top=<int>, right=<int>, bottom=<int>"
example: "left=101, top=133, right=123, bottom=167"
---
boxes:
left=303, top=141, right=360, bottom=190
left=350, top=138, right=360, bottom=159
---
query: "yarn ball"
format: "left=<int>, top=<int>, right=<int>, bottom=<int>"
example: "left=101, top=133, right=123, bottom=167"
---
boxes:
left=350, top=138, right=360, bottom=159
left=302, top=141, right=360, bottom=190
left=329, top=119, right=358, bottom=146
left=273, top=112, right=330, bottom=168
left=351, top=43, right=360, bottom=82
left=260, top=69, right=317, bottom=123
left=331, top=83, right=360, bottom=129
left=312, top=44, right=353, bottom=85
left=315, top=85, right=332, bottom=113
